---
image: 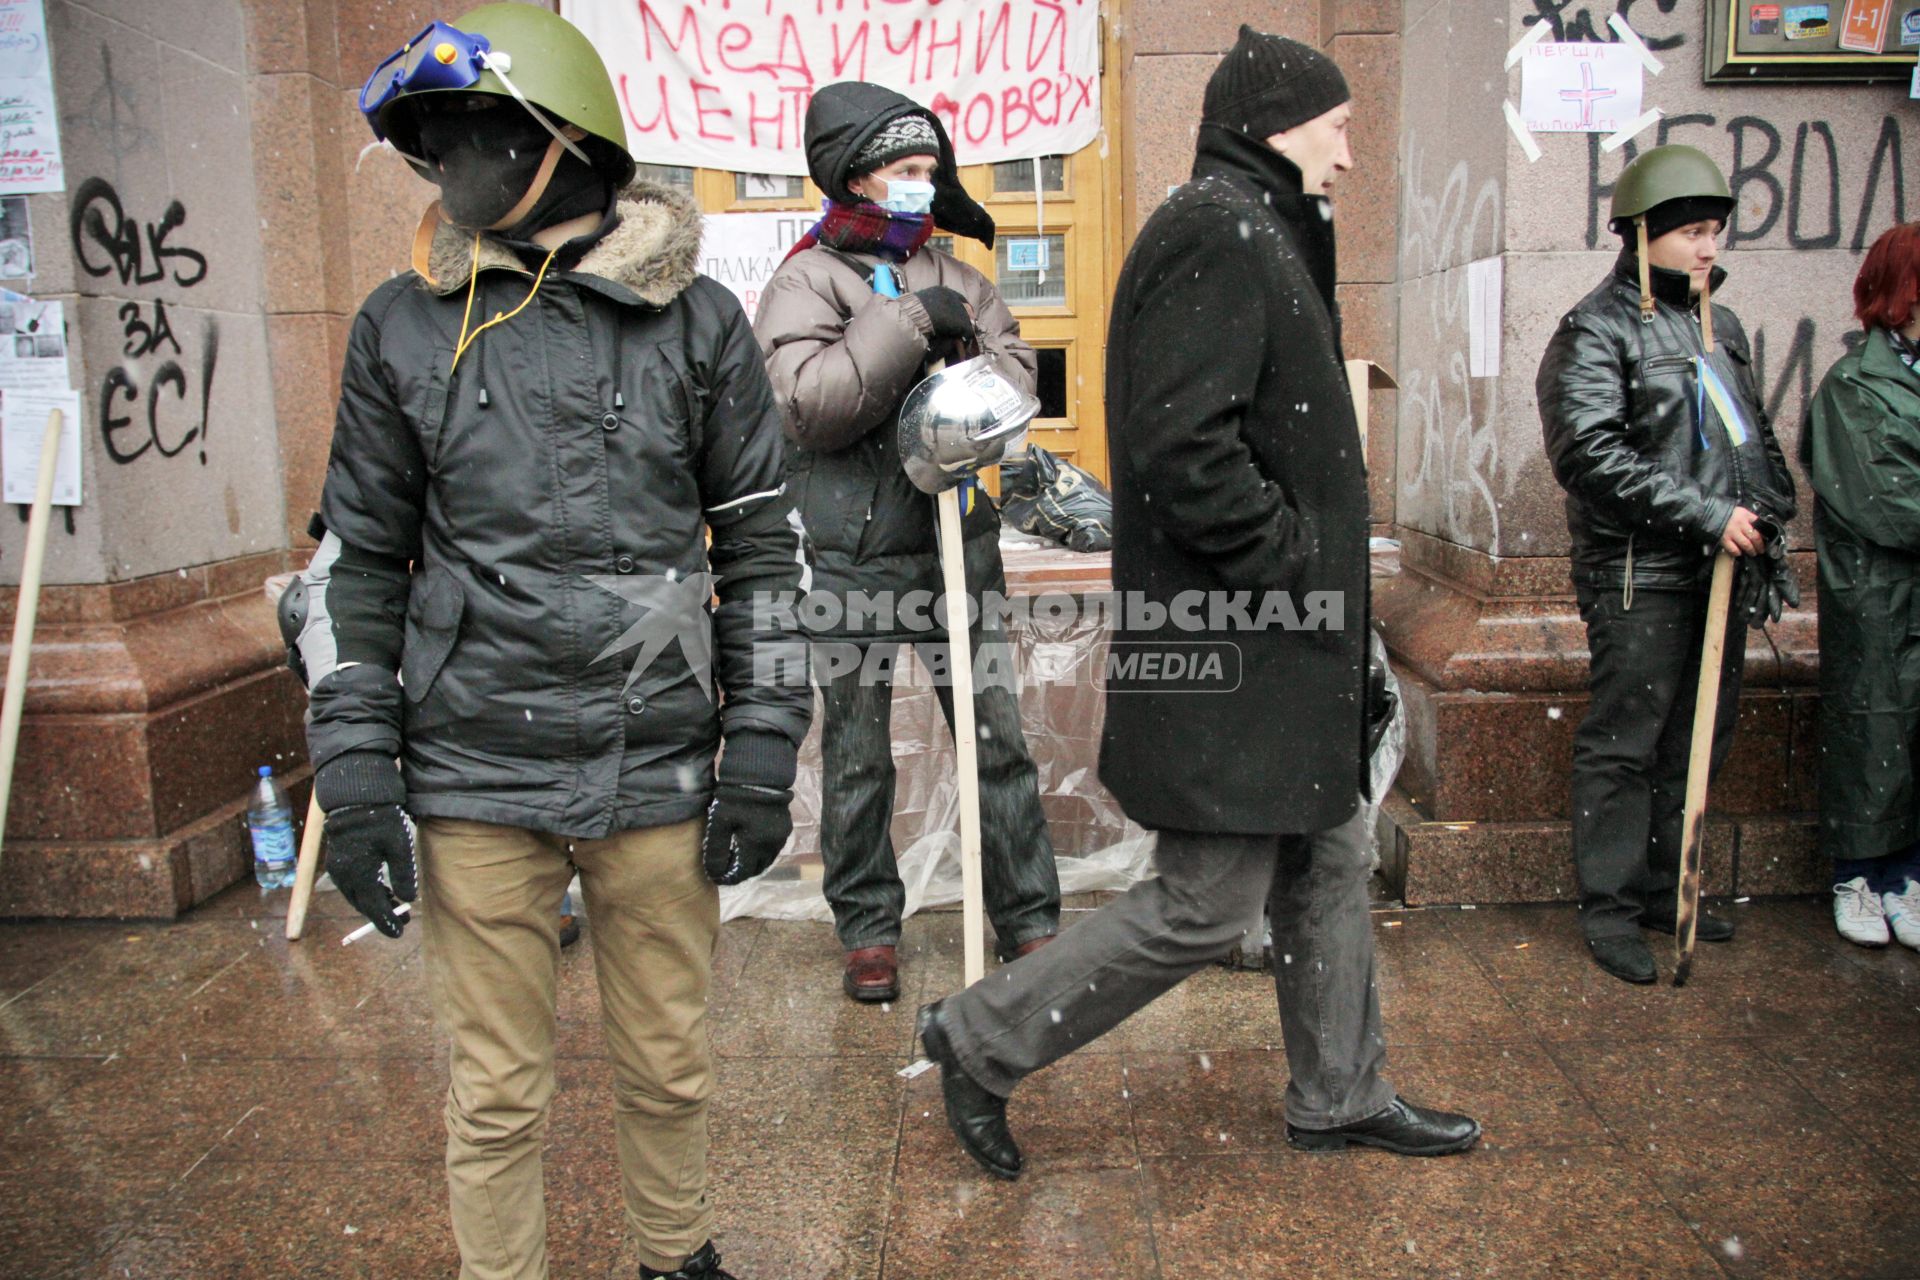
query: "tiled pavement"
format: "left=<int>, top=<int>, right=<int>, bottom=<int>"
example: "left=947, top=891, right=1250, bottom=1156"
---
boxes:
left=3, top=889, right=1918, bottom=1279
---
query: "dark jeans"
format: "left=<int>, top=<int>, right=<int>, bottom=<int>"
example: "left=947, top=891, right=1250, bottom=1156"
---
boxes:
left=942, top=806, right=1394, bottom=1128
left=1835, top=843, right=1920, bottom=894
left=1572, top=583, right=1744, bottom=940
left=814, top=632, right=1060, bottom=952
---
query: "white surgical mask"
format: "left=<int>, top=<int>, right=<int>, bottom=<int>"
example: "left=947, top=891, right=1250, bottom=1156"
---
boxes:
left=876, top=178, right=935, bottom=216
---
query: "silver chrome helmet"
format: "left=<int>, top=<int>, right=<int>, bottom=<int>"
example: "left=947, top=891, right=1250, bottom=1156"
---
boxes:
left=896, top=356, right=1042, bottom=494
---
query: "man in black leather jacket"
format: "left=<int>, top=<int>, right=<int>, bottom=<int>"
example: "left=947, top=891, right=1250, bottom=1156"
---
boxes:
left=1538, top=144, right=1796, bottom=984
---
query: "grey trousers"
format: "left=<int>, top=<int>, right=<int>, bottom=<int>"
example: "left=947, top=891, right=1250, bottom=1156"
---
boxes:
left=816, top=634, right=1061, bottom=952
left=942, top=805, right=1394, bottom=1129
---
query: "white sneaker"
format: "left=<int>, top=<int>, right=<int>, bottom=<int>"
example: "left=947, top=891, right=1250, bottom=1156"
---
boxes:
left=1834, top=877, right=1890, bottom=947
left=1882, top=879, right=1920, bottom=950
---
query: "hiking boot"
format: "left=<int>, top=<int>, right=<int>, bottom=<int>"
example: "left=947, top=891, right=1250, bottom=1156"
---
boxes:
left=639, top=1240, right=734, bottom=1279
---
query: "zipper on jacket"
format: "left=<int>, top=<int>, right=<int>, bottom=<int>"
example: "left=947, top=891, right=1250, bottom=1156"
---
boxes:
left=1622, top=533, right=1634, bottom=611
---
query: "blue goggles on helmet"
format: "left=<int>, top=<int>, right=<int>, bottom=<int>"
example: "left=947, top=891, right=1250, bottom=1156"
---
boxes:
left=358, top=22, right=495, bottom=138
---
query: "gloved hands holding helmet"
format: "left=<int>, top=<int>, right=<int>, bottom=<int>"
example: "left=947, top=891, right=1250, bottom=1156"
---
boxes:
left=1733, top=513, right=1799, bottom=627
left=316, top=751, right=418, bottom=938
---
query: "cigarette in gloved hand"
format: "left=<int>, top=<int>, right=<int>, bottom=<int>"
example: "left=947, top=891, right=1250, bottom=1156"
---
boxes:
left=342, top=902, right=411, bottom=946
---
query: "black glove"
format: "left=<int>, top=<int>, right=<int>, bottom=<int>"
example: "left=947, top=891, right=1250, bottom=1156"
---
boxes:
left=701, top=784, right=794, bottom=885
left=913, top=286, right=976, bottom=341
left=316, top=751, right=417, bottom=938
left=702, top=732, right=798, bottom=885
left=1733, top=515, right=1798, bottom=627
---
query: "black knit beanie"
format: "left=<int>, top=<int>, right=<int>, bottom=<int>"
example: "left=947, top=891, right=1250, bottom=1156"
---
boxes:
left=1617, top=194, right=1735, bottom=242
left=1202, top=25, right=1351, bottom=138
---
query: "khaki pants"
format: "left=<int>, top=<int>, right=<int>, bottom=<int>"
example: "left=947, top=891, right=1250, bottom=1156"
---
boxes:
left=418, top=816, right=716, bottom=1278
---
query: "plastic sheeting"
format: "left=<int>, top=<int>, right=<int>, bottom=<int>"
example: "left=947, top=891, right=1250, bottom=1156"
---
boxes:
left=720, top=541, right=1149, bottom=922
left=719, top=539, right=1410, bottom=923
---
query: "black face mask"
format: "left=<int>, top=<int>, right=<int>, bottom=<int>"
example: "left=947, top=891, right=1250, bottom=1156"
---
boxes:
left=414, top=99, right=557, bottom=229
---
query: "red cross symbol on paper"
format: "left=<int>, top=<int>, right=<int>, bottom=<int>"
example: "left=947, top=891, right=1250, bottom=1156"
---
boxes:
left=1558, top=61, right=1618, bottom=129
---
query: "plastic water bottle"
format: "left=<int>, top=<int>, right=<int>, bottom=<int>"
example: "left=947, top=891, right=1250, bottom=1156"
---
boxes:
left=247, top=766, right=298, bottom=891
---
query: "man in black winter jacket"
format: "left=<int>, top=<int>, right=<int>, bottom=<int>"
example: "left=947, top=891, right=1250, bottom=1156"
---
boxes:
left=284, top=9, right=806, bottom=1279
left=1538, top=144, right=1796, bottom=985
left=914, top=28, right=1479, bottom=1181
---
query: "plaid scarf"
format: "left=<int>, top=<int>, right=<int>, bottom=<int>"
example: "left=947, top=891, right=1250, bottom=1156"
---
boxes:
left=783, top=200, right=933, bottom=265
left=1889, top=328, right=1920, bottom=370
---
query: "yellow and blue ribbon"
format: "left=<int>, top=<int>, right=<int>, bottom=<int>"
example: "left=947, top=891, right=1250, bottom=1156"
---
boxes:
left=1695, top=356, right=1751, bottom=451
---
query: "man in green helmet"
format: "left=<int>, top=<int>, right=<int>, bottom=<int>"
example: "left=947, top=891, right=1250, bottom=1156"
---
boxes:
left=1537, top=144, right=1797, bottom=984
left=282, top=8, right=810, bottom=1277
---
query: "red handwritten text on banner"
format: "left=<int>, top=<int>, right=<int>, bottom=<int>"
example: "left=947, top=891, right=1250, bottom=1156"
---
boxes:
left=559, top=1, right=1102, bottom=173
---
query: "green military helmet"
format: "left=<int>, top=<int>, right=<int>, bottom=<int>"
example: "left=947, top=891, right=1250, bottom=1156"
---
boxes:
left=371, top=4, right=634, bottom=184
left=1609, top=144, right=1731, bottom=226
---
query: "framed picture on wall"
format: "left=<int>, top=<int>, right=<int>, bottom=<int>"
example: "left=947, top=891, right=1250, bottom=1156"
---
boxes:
left=1707, top=0, right=1918, bottom=80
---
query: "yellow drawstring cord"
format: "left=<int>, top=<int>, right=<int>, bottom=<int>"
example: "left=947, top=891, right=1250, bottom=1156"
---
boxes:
left=451, top=234, right=562, bottom=373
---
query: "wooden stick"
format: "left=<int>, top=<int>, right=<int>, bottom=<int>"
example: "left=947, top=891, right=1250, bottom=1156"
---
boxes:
left=937, top=485, right=987, bottom=987
left=0, top=409, right=65, bottom=872
left=1673, top=551, right=1736, bottom=987
left=284, top=790, right=325, bottom=941
left=1699, top=274, right=1715, bottom=352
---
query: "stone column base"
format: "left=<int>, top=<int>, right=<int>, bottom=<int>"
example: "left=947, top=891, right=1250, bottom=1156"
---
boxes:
left=0, top=554, right=308, bottom=920
left=1373, top=529, right=1824, bottom=905
left=1374, top=788, right=1823, bottom=905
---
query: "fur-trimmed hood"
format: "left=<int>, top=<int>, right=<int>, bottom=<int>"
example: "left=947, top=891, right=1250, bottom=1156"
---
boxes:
left=421, top=181, right=703, bottom=307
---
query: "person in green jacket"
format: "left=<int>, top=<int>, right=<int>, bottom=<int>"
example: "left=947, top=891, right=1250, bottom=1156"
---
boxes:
left=1806, top=221, right=1920, bottom=951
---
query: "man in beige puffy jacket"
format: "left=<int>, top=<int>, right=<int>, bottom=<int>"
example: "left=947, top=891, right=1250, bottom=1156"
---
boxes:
left=753, top=81, right=1060, bottom=1004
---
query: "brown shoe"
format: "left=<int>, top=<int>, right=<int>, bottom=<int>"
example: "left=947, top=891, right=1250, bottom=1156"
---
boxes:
left=1008, top=935, right=1055, bottom=960
left=843, top=945, right=899, bottom=1002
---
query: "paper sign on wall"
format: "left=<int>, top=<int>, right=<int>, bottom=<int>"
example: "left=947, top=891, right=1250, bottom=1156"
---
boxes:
left=0, top=294, right=64, bottom=390
left=2, top=387, right=81, bottom=505
left=1519, top=43, right=1644, bottom=133
left=1839, top=0, right=1895, bottom=49
left=1005, top=239, right=1051, bottom=273
left=0, top=0, right=64, bottom=196
left=699, top=210, right=817, bottom=323
left=1468, top=257, right=1504, bottom=379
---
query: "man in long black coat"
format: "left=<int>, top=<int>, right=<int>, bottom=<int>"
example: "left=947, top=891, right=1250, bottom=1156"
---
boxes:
left=914, top=27, right=1480, bottom=1179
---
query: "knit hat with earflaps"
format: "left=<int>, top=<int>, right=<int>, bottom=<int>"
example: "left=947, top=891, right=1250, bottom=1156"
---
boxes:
left=1202, top=25, right=1351, bottom=138
left=851, top=112, right=941, bottom=177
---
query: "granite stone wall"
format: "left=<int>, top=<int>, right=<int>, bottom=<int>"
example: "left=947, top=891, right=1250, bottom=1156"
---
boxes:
left=1117, top=0, right=1403, bottom=527
left=1396, top=0, right=1915, bottom=561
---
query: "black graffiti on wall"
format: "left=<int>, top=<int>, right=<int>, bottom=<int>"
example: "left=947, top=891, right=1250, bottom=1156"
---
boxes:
left=64, top=178, right=221, bottom=468
left=1523, top=0, right=1687, bottom=49
left=100, top=318, right=219, bottom=467
left=1750, top=320, right=1868, bottom=431
left=1587, top=115, right=1906, bottom=252
left=69, top=178, right=207, bottom=288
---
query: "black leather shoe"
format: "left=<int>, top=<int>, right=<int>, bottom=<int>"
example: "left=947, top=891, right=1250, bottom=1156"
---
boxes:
left=639, top=1240, right=734, bottom=1279
left=1287, top=1097, right=1481, bottom=1156
left=1640, top=910, right=1735, bottom=942
left=1587, top=932, right=1657, bottom=983
left=917, top=1001, right=1023, bottom=1180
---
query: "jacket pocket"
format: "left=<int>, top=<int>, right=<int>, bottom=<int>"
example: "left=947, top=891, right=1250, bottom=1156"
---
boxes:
left=401, top=565, right=465, bottom=704
left=1641, top=354, right=1691, bottom=378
